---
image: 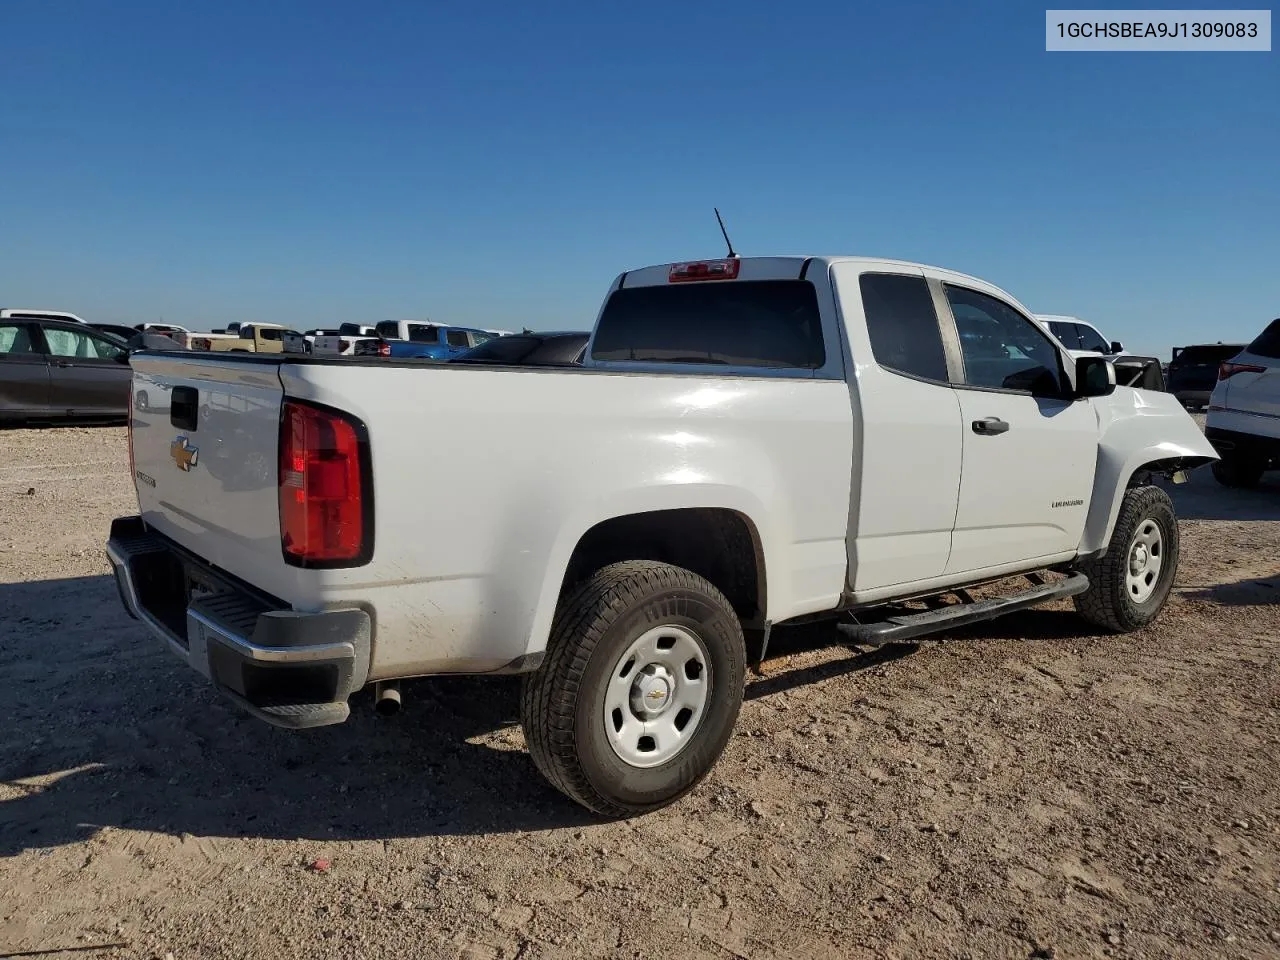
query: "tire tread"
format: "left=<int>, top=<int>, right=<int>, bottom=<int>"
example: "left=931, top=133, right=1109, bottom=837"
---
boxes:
left=520, top=560, right=741, bottom=817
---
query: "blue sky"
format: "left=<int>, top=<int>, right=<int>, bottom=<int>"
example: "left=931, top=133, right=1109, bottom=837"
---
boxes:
left=0, top=0, right=1275, bottom=356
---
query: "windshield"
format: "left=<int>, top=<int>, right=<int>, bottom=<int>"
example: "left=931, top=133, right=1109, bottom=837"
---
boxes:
left=592, top=280, right=825, bottom=368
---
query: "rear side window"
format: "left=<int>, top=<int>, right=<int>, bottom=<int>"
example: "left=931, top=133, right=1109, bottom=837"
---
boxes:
left=858, top=274, right=948, bottom=382
left=1247, top=319, right=1280, bottom=359
left=1046, top=321, right=1081, bottom=348
left=376, top=321, right=402, bottom=339
left=408, top=325, right=440, bottom=343
left=1075, top=324, right=1111, bottom=353
left=0, top=322, right=37, bottom=356
left=259, top=328, right=283, bottom=341
left=591, top=280, right=825, bottom=369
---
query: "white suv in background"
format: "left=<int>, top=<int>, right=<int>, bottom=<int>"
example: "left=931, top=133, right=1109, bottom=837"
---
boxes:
left=1037, top=315, right=1124, bottom=359
left=1206, top=318, right=1280, bottom=488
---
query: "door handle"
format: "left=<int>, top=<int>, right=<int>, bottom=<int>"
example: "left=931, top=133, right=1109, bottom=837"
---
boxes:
left=972, top=417, right=1010, bottom=435
left=53, top=360, right=72, bottom=368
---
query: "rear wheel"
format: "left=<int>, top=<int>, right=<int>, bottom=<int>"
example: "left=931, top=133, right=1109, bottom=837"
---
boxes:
left=520, top=560, right=745, bottom=817
left=1212, top=456, right=1264, bottom=489
left=1075, top=485, right=1179, bottom=632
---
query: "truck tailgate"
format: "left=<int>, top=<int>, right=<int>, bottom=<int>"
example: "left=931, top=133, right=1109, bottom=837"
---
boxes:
left=129, top=353, right=286, bottom=592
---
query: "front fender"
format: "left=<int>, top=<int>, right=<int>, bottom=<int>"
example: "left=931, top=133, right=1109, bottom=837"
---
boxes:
left=1078, top=389, right=1218, bottom=555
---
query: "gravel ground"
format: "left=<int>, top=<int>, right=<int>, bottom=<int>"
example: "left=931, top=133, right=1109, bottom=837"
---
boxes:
left=1, top=422, right=1278, bottom=960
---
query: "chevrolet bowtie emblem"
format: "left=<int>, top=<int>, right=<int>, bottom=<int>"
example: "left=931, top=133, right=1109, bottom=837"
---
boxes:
left=170, top=435, right=199, bottom=472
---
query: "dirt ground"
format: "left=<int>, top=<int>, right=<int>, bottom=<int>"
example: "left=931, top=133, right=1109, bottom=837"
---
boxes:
left=1, top=422, right=1278, bottom=960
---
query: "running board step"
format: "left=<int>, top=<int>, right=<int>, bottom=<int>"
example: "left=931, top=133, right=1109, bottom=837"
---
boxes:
left=837, top=573, right=1090, bottom=648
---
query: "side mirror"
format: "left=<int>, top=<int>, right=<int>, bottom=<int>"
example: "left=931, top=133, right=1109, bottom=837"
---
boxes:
left=1109, top=340, right=1124, bottom=354
left=1076, top=356, right=1116, bottom=398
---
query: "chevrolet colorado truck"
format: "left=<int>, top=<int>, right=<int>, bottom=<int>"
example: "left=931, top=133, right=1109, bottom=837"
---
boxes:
left=107, top=255, right=1217, bottom=816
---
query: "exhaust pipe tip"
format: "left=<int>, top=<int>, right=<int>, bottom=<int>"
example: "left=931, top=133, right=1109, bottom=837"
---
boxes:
left=374, top=681, right=402, bottom=717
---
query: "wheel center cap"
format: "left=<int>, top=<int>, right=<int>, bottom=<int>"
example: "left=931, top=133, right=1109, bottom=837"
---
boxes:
left=1131, top=544, right=1149, bottom=573
left=630, top=666, right=674, bottom=719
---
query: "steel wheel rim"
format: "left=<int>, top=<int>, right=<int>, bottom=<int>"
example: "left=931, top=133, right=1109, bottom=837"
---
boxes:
left=1125, top=518, right=1165, bottom=604
left=602, top=624, right=712, bottom=769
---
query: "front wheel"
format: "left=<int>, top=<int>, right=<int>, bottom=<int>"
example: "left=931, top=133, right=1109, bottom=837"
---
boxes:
left=1074, top=485, right=1179, bottom=632
left=520, top=560, right=746, bottom=817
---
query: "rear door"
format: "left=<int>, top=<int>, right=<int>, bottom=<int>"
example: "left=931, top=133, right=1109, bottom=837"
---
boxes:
left=39, top=323, right=132, bottom=416
left=831, top=265, right=964, bottom=592
left=0, top=321, right=52, bottom=417
left=938, top=280, right=1098, bottom=575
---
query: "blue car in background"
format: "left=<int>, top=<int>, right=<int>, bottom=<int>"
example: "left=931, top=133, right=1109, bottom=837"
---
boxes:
left=356, top=322, right=499, bottom=359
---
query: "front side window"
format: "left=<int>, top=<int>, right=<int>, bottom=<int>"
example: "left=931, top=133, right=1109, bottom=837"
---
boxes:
left=858, top=273, right=948, bottom=382
left=445, top=330, right=471, bottom=348
left=42, top=326, right=126, bottom=361
left=592, top=280, right=825, bottom=369
left=946, top=286, right=1065, bottom=396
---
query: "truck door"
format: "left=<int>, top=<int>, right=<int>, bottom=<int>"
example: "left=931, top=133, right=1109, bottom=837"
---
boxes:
left=937, top=281, right=1098, bottom=575
left=832, top=265, right=964, bottom=593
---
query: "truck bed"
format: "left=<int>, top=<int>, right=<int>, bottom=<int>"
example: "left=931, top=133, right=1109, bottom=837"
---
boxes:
left=125, top=349, right=854, bottom=679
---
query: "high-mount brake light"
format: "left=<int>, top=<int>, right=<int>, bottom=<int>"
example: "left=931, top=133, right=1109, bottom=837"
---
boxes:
left=1218, top=361, right=1265, bottom=381
left=669, top=259, right=741, bottom=283
left=278, top=400, right=372, bottom=567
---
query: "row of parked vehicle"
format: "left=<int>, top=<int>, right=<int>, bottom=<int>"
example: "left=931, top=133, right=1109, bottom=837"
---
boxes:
left=0, top=307, right=594, bottom=422
left=1, top=303, right=1275, bottom=491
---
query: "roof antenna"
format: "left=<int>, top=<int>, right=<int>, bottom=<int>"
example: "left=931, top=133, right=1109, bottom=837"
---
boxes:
left=714, top=207, right=738, bottom=259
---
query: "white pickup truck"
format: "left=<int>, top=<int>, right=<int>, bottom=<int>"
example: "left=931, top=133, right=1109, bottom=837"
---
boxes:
left=107, top=255, right=1216, bottom=816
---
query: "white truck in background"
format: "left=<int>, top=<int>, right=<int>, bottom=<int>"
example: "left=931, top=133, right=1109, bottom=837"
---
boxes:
left=107, top=254, right=1216, bottom=816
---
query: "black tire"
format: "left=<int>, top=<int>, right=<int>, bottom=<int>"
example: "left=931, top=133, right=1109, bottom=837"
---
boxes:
left=1074, top=485, right=1179, bottom=633
left=1212, top=457, right=1264, bottom=489
left=520, top=560, right=745, bottom=817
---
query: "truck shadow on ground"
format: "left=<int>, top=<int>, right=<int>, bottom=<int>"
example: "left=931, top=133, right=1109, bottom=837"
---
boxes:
left=1164, top=470, right=1280, bottom=522
left=0, top=574, right=1108, bottom=856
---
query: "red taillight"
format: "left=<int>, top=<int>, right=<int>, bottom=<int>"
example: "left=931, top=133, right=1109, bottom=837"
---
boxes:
left=669, top=259, right=741, bottom=283
left=1218, top=361, right=1265, bottom=381
left=378, top=342, right=390, bottom=356
left=278, top=400, right=371, bottom=567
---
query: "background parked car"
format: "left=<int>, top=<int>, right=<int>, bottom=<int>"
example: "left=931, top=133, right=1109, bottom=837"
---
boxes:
left=450, top=330, right=589, bottom=366
left=0, top=317, right=132, bottom=422
left=1205, top=319, right=1280, bottom=488
left=1037, top=313, right=1165, bottom=391
left=0, top=308, right=88, bottom=325
left=91, top=323, right=142, bottom=340
left=1167, top=343, right=1247, bottom=410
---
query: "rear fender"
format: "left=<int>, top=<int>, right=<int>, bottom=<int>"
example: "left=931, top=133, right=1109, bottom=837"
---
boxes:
left=1078, top=390, right=1218, bottom=555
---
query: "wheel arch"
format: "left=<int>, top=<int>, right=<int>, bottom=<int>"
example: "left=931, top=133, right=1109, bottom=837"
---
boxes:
left=1079, top=448, right=1215, bottom=555
left=521, top=489, right=776, bottom=661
